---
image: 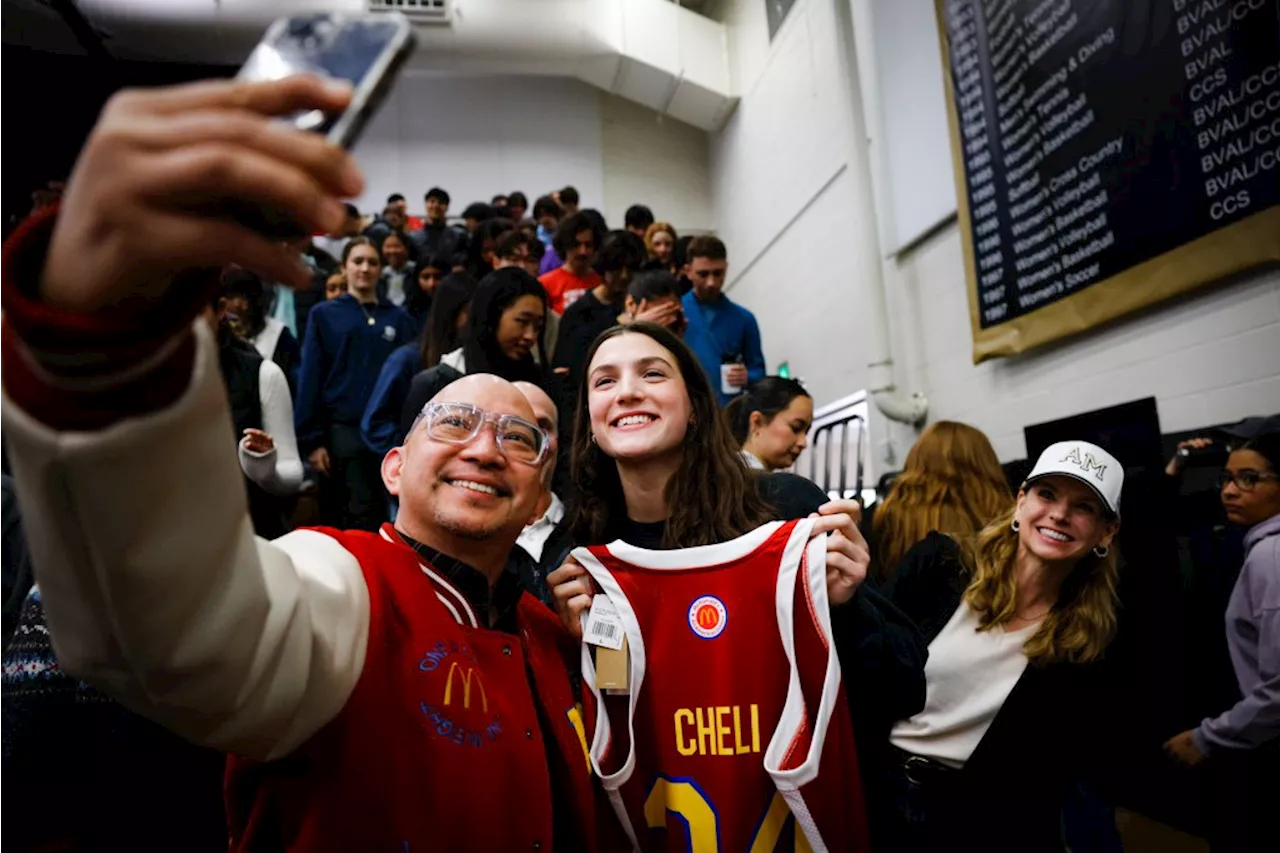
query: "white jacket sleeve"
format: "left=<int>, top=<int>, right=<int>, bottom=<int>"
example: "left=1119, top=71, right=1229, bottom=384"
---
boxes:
left=238, top=358, right=304, bottom=497
left=1, top=322, right=369, bottom=761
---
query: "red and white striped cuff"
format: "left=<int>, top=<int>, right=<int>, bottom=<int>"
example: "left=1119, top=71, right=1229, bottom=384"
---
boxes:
left=1, top=207, right=213, bottom=430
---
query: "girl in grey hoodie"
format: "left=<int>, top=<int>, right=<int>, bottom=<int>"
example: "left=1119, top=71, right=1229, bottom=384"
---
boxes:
left=1165, top=431, right=1279, bottom=852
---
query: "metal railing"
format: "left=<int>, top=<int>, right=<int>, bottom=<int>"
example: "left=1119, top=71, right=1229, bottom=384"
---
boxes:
left=808, top=413, right=866, bottom=501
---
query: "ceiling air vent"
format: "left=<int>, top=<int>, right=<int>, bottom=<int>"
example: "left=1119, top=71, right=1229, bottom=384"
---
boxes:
left=366, top=0, right=451, bottom=25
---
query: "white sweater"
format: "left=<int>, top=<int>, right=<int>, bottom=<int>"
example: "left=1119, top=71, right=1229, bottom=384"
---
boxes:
left=236, top=358, right=303, bottom=497
left=889, top=600, right=1037, bottom=768
left=249, top=316, right=287, bottom=363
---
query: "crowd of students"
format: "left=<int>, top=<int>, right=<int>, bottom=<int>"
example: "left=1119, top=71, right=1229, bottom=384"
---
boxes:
left=1, top=74, right=1276, bottom=853
left=178, top=147, right=771, bottom=543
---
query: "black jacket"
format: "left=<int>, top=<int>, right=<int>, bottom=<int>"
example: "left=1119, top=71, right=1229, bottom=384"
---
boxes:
left=553, top=290, right=619, bottom=387
left=408, top=222, right=463, bottom=261
left=266, top=323, right=302, bottom=399
left=510, top=515, right=576, bottom=609
left=879, top=532, right=1122, bottom=851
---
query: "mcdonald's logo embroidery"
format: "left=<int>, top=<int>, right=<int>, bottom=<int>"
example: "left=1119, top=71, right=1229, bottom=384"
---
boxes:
left=417, top=642, right=502, bottom=748
left=688, top=595, right=728, bottom=639
left=444, top=661, right=489, bottom=712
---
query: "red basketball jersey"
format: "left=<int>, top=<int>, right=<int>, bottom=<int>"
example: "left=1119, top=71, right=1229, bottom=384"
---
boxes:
left=573, top=519, right=870, bottom=853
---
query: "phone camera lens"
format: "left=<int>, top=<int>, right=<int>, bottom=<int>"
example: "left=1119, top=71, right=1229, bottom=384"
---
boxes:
left=287, top=16, right=332, bottom=50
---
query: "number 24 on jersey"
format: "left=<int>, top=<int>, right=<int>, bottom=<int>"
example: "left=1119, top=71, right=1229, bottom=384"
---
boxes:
left=644, top=776, right=814, bottom=853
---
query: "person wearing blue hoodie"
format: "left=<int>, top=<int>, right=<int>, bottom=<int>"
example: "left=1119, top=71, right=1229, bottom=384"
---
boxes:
left=295, top=237, right=416, bottom=530
left=1165, top=430, right=1280, bottom=852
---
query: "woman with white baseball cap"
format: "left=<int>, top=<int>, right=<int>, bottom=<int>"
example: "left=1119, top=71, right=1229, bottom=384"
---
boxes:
left=869, top=439, right=1124, bottom=852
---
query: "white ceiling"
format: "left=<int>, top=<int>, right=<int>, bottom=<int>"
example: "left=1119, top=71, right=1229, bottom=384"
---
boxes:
left=3, top=0, right=740, bottom=130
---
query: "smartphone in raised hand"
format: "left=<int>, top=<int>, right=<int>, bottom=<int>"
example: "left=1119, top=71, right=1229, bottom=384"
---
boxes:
left=232, top=12, right=416, bottom=236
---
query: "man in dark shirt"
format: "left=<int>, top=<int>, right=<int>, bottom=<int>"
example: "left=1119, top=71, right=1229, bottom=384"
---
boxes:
left=557, top=185, right=580, bottom=216
left=625, top=203, right=654, bottom=238
left=554, top=239, right=687, bottom=385
left=552, top=230, right=647, bottom=391
left=510, top=381, right=572, bottom=607
left=409, top=186, right=462, bottom=259
left=507, top=191, right=529, bottom=225
left=362, top=204, right=406, bottom=245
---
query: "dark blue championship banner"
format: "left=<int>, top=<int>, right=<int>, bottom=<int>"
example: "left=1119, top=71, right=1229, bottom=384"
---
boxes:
left=937, top=0, right=1280, bottom=362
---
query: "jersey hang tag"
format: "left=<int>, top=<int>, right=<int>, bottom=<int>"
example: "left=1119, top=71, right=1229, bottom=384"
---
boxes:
left=583, top=594, right=624, bottom=650
left=595, top=637, right=629, bottom=693
left=587, top=595, right=629, bottom=693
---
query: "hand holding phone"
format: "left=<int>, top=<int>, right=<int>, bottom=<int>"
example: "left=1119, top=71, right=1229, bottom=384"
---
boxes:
left=239, top=13, right=415, bottom=149
left=231, top=13, right=416, bottom=238
left=41, top=13, right=413, bottom=313
left=40, top=76, right=362, bottom=314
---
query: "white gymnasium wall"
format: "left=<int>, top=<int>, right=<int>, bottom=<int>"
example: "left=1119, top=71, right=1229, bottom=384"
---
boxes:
left=599, top=94, right=716, bottom=233
left=710, top=0, right=1280, bottom=469
left=862, top=0, right=956, bottom=254
left=710, top=0, right=878, bottom=410
left=350, top=71, right=711, bottom=233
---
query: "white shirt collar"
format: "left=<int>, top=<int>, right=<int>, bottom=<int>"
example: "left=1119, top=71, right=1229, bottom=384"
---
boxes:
left=516, top=492, right=565, bottom=562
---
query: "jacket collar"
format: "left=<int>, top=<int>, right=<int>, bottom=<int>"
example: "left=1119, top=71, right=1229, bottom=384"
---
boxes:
left=379, top=524, right=523, bottom=631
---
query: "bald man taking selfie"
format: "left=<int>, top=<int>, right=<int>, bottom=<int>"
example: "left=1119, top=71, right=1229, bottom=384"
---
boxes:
left=1, top=75, right=608, bottom=853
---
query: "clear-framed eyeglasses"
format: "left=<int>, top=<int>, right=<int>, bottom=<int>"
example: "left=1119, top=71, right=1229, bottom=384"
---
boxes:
left=1216, top=469, right=1278, bottom=492
left=412, top=402, right=550, bottom=466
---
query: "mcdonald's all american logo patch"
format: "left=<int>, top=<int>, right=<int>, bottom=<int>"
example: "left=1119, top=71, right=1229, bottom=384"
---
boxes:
left=688, top=595, right=728, bottom=639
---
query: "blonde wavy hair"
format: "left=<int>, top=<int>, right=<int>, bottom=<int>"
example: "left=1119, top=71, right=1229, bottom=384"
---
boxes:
left=957, top=506, right=1120, bottom=665
left=872, top=421, right=1012, bottom=581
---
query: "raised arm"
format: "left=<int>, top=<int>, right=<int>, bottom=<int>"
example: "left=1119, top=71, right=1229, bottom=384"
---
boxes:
left=0, top=76, right=373, bottom=761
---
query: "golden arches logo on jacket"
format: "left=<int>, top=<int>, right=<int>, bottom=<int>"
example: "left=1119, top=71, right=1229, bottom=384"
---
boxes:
left=443, top=661, right=488, bottom=712
left=417, top=641, right=502, bottom=748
